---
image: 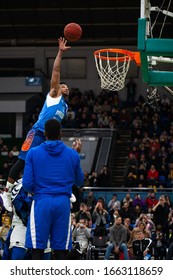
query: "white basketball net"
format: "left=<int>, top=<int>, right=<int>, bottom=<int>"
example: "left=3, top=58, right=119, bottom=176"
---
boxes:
left=94, top=50, right=131, bottom=91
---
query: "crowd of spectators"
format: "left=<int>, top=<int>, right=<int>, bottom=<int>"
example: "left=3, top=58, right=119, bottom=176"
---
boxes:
left=123, top=93, right=173, bottom=191
left=70, top=191, right=173, bottom=259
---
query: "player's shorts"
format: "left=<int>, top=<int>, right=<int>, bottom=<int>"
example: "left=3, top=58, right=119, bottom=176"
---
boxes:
left=19, top=129, right=46, bottom=161
left=10, top=225, right=51, bottom=250
left=25, top=195, right=72, bottom=251
left=10, top=224, right=27, bottom=249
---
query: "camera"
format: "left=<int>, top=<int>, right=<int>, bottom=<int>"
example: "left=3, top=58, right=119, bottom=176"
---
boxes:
left=157, top=233, right=162, bottom=238
left=79, top=223, right=84, bottom=227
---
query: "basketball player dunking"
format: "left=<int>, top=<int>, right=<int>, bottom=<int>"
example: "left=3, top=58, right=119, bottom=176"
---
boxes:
left=5, top=37, right=81, bottom=198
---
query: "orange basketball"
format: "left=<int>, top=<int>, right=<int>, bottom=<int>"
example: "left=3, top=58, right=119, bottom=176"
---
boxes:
left=64, top=23, right=82, bottom=42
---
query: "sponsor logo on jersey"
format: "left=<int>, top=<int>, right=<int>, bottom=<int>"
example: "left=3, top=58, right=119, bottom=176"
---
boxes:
left=55, top=110, right=64, bottom=119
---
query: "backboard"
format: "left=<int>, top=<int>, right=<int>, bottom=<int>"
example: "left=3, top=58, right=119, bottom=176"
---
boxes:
left=138, top=0, right=173, bottom=87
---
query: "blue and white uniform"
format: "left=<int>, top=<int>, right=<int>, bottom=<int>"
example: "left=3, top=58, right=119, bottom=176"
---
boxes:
left=19, top=94, right=68, bottom=161
left=10, top=180, right=32, bottom=259
left=3, top=180, right=51, bottom=260
left=22, top=140, right=84, bottom=251
left=2, top=180, right=32, bottom=260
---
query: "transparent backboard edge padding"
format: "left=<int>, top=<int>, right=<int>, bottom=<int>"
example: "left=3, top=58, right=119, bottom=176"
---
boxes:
left=94, top=51, right=131, bottom=91
left=138, top=0, right=173, bottom=86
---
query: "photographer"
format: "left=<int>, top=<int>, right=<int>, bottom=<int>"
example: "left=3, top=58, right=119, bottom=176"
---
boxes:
left=92, top=199, right=109, bottom=259
left=97, top=165, right=111, bottom=188
left=89, top=171, right=98, bottom=188
left=75, top=203, right=91, bottom=223
left=135, top=213, right=154, bottom=236
left=92, top=200, right=109, bottom=236
left=152, top=195, right=170, bottom=233
left=72, top=218, right=91, bottom=254
left=108, top=194, right=121, bottom=212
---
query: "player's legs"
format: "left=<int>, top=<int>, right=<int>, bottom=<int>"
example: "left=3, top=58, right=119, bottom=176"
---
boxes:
left=25, top=199, right=52, bottom=250
left=11, top=247, right=27, bottom=260
left=9, top=224, right=27, bottom=260
left=43, top=251, right=51, bottom=260
left=25, top=196, right=72, bottom=253
left=50, top=196, right=72, bottom=251
left=7, top=158, right=25, bottom=185
left=53, top=250, right=69, bottom=260
left=32, top=249, right=44, bottom=260
left=32, top=249, right=51, bottom=260
left=19, top=129, right=45, bottom=161
left=6, top=129, right=37, bottom=188
left=5, top=159, right=25, bottom=212
left=6, top=129, right=45, bottom=190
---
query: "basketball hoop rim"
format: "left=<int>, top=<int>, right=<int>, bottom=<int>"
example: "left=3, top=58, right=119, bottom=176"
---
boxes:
left=94, top=48, right=141, bottom=66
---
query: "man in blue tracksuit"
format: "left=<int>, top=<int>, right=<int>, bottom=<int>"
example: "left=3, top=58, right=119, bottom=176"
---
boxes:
left=22, top=118, right=84, bottom=260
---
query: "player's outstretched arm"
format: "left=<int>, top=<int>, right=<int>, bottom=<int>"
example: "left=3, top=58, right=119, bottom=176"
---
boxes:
left=50, top=38, right=71, bottom=94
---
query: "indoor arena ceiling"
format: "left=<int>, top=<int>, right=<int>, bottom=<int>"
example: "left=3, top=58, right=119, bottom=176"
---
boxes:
left=0, top=0, right=172, bottom=47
